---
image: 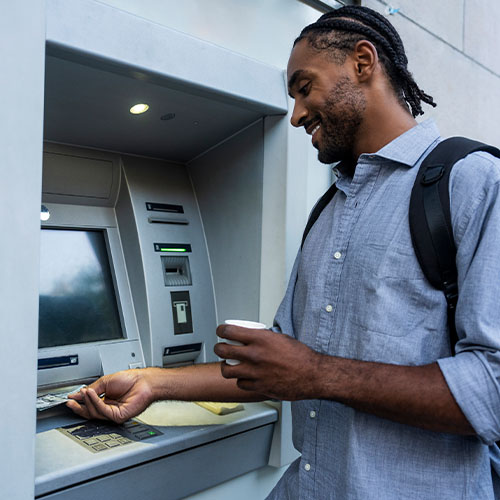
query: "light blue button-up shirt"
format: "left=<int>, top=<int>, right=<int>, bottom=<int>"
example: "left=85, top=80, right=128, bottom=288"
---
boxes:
left=267, top=120, right=500, bottom=499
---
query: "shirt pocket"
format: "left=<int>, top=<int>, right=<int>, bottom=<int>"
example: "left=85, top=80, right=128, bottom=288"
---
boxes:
left=344, top=238, right=426, bottom=337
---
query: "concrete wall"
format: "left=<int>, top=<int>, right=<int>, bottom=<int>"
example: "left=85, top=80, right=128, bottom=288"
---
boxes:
left=363, top=0, right=500, bottom=144
left=0, top=2, right=45, bottom=499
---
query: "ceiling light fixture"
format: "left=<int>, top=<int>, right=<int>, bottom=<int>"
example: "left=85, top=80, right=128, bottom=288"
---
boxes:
left=130, top=103, right=150, bottom=114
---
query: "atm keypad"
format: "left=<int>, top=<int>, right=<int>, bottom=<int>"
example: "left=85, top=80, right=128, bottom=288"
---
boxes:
left=57, top=420, right=162, bottom=453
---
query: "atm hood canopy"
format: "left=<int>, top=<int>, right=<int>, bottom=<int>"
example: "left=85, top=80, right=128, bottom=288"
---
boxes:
left=44, top=52, right=270, bottom=163
left=43, top=0, right=288, bottom=163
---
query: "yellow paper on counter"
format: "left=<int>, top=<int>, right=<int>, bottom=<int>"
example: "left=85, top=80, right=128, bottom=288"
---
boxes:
left=194, top=401, right=244, bottom=415
left=135, top=400, right=244, bottom=427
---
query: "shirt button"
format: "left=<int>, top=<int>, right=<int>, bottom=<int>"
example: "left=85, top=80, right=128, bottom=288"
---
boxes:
left=325, top=305, right=333, bottom=312
left=309, top=410, right=316, bottom=418
left=334, top=251, right=342, bottom=259
left=304, top=463, right=311, bottom=471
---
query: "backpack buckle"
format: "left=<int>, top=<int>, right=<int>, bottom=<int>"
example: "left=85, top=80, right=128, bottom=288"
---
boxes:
left=443, top=280, right=458, bottom=310
left=421, top=164, right=445, bottom=185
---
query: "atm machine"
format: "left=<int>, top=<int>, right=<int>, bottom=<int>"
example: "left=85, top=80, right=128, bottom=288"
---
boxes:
left=34, top=1, right=294, bottom=499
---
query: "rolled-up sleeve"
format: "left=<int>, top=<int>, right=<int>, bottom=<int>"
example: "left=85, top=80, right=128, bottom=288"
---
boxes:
left=439, top=352, right=500, bottom=444
left=272, top=251, right=300, bottom=336
left=437, top=152, right=500, bottom=444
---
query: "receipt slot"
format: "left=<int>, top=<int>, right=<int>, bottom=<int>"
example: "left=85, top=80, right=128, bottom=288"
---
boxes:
left=171, top=291, right=193, bottom=334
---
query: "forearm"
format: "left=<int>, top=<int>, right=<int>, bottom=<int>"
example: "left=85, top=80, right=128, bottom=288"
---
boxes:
left=145, top=362, right=266, bottom=403
left=315, top=355, right=475, bottom=435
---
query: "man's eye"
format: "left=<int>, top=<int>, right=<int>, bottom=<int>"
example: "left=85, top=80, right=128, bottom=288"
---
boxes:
left=299, top=83, right=310, bottom=95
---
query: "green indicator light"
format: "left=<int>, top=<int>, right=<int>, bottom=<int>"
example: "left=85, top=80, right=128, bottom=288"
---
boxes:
left=160, top=248, right=187, bottom=252
left=148, top=431, right=156, bottom=435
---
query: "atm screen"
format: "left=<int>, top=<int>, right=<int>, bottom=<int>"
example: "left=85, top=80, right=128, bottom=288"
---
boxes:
left=38, top=228, right=123, bottom=348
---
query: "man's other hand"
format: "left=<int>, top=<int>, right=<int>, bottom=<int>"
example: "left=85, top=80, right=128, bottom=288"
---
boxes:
left=66, top=369, right=154, bottom=423
left=215, top=325, right=322, bottom=401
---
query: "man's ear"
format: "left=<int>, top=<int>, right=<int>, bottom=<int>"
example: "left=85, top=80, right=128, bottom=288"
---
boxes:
left=352, top=40, right=378, bottom=82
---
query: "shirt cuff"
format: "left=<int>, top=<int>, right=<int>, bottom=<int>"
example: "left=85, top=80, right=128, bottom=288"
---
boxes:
left=438, top=351, right=500, bottom=445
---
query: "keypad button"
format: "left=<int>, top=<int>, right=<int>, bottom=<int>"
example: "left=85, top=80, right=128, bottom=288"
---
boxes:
left=123, top=420, right=140, bottom=428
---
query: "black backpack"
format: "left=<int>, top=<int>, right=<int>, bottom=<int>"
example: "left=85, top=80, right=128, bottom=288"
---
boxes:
left=301, top=137, right=500, bottom=354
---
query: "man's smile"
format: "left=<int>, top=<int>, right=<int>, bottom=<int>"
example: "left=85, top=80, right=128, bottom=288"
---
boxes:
left=311, top=123, right=321, bottom=145
left=305, top=118, right=320, bottom=134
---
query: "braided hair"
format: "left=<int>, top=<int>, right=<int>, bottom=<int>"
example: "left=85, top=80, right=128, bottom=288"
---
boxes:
left=294, top=6, right=436, bottom=117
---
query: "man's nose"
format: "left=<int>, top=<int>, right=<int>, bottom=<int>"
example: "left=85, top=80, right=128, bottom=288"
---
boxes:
left=290, top=100, right=308, bottom=128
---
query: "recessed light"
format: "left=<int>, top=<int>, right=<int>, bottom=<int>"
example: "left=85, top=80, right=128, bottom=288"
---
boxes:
left=130, top=103, right=150, bottom=114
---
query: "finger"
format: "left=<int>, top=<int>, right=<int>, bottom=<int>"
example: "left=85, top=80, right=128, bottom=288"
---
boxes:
left=214, top=341, right=245, bottom=360
left=66, top=399, right=91, bottom=419
left=79, top=389, right=105, bottom=420
left=220, top=360, right=248, bottom=379
left=216, top=324, right=260, bottom=343
left=67, top=376, right=107, bottom=402
left=85, top=376, right=109, bottom=397
left=67, top=391, right=84, bottom=401
left=220, top=360, right=235, bottom=378
left=85, top=388, right=116, bottom=421
left=87, top=388, right=130, bottom=424
left=236, top=378, right=258, bottom=392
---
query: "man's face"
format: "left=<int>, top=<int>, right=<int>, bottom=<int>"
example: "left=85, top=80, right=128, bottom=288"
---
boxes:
left=287, top=38, right=366, bottom=164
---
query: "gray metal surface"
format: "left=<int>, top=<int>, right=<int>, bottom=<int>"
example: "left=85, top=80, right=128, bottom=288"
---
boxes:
left=117, top=155, right=218, bottom=367
left=35, top=403, right=277, bottom=498
left=42, top=143, right=121, bottom=206
left=188, top=121, right=264, bottom=325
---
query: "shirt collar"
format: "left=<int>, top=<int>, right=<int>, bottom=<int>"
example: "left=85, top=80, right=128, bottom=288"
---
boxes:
left=334, top=119, right=441, bottom=180
left=360, top=118, right=440, bottom=167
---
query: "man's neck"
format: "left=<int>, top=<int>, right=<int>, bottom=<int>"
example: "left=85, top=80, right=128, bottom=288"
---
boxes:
left=352, top=98, right=418, bottom=162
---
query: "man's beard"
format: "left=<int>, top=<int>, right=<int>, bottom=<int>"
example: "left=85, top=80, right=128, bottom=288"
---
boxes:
left=315, top=76, right=366, bottom=165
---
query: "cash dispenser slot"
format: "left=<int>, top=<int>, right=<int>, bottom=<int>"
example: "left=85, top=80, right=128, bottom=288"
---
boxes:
left=162, top=256, right=192, bottom=286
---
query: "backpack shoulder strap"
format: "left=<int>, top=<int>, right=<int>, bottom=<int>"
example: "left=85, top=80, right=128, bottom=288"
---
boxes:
left=301, top=182, right=338, bottom=250
left=409, top=137, right=500, bottom=353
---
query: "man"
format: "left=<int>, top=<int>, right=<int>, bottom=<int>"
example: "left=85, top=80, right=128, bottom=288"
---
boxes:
left=68, top=6, right=500, bottom=499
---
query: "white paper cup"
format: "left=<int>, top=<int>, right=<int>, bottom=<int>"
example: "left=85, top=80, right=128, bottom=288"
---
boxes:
left=223, top=319, right=267, bottom=365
